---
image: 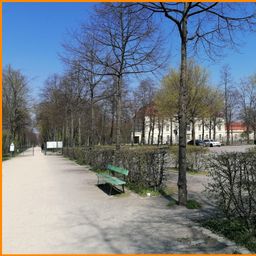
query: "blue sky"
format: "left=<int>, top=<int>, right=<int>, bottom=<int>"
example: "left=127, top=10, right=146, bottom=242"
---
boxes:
left=3, top=2, right=256, bottom=101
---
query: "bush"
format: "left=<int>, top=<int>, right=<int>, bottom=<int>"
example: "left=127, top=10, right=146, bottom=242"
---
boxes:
left=63, top=146, right=168, bottom=190
left=202, top=218, right=256, bottom=252
left=63, top=146, right=115, bottom=169
left=206, top=151, right=256, bottom=233
left=186, top=199, right=202, bottom=209
left=169, top=145, right=209, bottom=172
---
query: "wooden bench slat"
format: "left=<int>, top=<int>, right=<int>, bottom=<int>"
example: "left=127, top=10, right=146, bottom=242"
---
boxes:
left=107, top=164, right=129, bottom=176
left=97, top=173, right=126, bottom=186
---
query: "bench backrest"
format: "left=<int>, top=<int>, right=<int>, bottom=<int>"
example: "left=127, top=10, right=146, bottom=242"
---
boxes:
left=107, top=164, right=129, bottom=176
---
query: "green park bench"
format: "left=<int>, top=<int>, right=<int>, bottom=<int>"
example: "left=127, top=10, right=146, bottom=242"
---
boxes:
left=97, top=164, right=129, bottom=195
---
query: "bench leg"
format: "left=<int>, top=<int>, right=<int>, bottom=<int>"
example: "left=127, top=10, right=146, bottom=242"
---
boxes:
left=122, top=184, right=125, bottom=193
left=109, top=185, right=113, bottom=196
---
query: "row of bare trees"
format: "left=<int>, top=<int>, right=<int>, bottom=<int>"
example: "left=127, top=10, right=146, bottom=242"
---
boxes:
left=2, top=65, right=37, bottom=155
left=36, top=71, right=135, bottom=147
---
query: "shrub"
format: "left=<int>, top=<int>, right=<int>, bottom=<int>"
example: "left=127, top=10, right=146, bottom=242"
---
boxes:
left=202, top=218, right=256, bottom=252
left=63, top=146, right=168, bottom=190
left=205, top=151, right=256, bottom=233
left=63, top=146, right=115, bottom=169
left=186, top=199, right=202, bottom=209
left=169, top=145, right=209, bottom=172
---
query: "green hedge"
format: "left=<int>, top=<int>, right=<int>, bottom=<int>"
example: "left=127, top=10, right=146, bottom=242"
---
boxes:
left=63, top=146, right=168, bottom=190
left=169, top=145, right=209, bottom=172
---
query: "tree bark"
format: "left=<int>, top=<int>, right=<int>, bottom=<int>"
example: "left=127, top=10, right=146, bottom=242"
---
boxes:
left=213, top=118, right=216, bottom=141
left=110, top=96, right=115, bottom=144
left=161, top=119, right=164, bottom=144
left=178, top=3, right=188, bottom=206
left=202, top=119, right=205, bottom=140
left=141, top=112, right=146, bottom=144
left=131, top=113, right=136, bottom=146
left=71, top=113, right=74, bottom=147
left=151, top=116, right=155, bottom=145
left=116, top=77, right=122, bottom=150
left=78, top=116, right=81, bottom=146
left=209, top=120, right=212, bottom=140
left=170, top=118, right=173, bottom=145
left=89, top=90, right=94, bottom=147
left=192, top=119, right=195, bottom=145
left=157, top=117, right=161, bottom=145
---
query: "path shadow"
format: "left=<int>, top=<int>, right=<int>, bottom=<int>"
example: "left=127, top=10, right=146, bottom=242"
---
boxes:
left=96, top=183, right=123, bottom=196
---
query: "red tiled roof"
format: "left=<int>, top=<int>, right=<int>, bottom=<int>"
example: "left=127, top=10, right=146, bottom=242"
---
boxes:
left=226, top=122, right=247, bottom=131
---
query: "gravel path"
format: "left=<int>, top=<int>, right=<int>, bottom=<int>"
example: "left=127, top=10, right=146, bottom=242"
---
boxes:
left=209, top=144, right=255, bottom=153
left=2, top=147, right=250, bottom=254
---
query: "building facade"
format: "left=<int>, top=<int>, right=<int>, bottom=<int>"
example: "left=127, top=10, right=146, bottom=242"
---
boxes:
left=133, top=116, right=226, bottom=144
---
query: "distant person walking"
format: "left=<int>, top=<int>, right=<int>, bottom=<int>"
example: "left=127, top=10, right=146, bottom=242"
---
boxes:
left=41, top=143, right=44, bottom=152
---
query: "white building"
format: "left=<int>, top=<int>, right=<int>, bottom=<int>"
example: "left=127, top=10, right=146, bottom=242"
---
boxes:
left=133, top=115, right=226, bottom=145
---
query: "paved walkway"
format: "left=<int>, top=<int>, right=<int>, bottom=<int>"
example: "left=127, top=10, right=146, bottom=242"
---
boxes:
left=2, top=147, right=249, bottom=254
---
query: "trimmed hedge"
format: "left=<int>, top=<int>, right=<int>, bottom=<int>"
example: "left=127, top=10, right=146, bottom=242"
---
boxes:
left=169, top=145, right=209, bottom=172
left=63, top=146, right=168, bottom=190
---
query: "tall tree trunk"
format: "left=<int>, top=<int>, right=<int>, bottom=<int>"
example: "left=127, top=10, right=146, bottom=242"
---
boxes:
left=157, top=117, right=161, bottom=145
left=141, top=112, right=146, bottom=144
left=161, top=119, right=164, bottom=144
left=132, top=114, right=136, bottom=146
left=89, top=90, right=94, bottom=147
left=71, top=113, right=74, bottom=147
left=148, top=118, right=152, bottom=144
left=110, top=96, right=115, bottom=144
left=178, top=3, right=188, bottom=206
left=213, top=118, right=216, bottom=141
left=209, top=120, right=212, bottom=140
left=78, top=116, right=81, bottom=146
left=116, top=77, right=122, bottom=150
left=62, top=125, right=65, bottom=145
left=65, top=117, right=69, bottom=147
left=226, top=123, right=230, bottom=145
left=246, top=126, right=250, bottom=144
left=202, top=119, right=205, bottom=140
left=170, top=118, right=173, bottom=145
left=151, top=116, right=155, bottom=145
left=192, top=119, right=195, bottom=145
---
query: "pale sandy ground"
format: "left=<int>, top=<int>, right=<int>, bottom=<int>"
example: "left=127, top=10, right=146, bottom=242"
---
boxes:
left=209, top=144, right=255, bottom=153
left=2, top=147, right=251, bottom=254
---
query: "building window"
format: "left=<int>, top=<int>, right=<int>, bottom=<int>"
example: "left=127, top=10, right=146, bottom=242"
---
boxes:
left=218, top=125, right=222, bottom=131
left=187, top=125, right=191, bottom=131
left=219, top=134, right=222, bottom=140
left=198, top=125, right=201, bottom=131
left=199, top=135, right=201, bottom=140
left=205, top=134, right=209, bottom=139
left=166, top=125, right=169, bottom=131
left=167, top=135, right=170, bottom=143
left=187, top=135, right=190, bottom=140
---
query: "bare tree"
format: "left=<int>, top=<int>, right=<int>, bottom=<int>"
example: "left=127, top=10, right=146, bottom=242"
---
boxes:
left=79, top=3, right=164, bottom=150
left=239, top=75, right=256, bottom=143
left=133, top=79, right=156, bottom=144
left=139, top=2, right=256, bottom=205
left=220, top=65, right=235, bottom=145
left=2, top=65, right=32, bottom=152
left=62, top=29, right=112, bottom=147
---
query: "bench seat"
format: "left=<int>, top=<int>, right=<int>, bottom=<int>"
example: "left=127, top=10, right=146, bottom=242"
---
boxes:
left=96, top=165, right=129, bottom=195
left=97, top=173, right=126, bottom=186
